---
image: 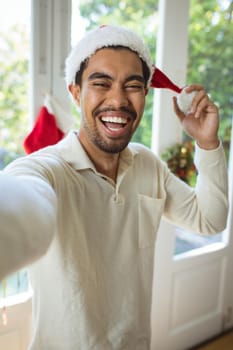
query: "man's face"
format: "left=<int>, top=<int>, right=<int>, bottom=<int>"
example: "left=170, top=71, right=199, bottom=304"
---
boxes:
left=69, top=48, right=147, bottom=154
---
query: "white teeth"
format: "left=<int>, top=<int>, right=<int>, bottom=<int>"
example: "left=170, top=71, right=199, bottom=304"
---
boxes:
left=108, top=126, right=121, bottom=131
left=101, top=116, right=127, bottom=124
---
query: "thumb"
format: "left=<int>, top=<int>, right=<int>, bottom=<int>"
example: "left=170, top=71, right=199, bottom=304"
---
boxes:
left=173, top=96, right=185, bottom=122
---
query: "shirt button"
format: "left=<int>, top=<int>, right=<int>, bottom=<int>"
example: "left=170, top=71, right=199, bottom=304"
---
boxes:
left=112, top=194, right=124, bottom=204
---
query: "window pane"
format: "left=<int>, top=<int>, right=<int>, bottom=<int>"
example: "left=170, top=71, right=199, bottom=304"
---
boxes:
left=0, top=0, right=30, bottom=296
left=0, top=0, right=30, bottom=160
left=0, top=270, right=29, bottom=298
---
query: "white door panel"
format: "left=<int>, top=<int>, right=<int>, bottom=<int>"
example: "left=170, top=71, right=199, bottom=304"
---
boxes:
left=151, top=224, right=230, bottom=349
left=0, top=331, right=21, bottom=350
left=171, top=256, right=226, bottom=330
left=0, top=298, right=32, bottom=350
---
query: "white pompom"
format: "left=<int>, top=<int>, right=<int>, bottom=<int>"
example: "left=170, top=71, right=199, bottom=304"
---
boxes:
left=177, top=89, right=197, bottom=114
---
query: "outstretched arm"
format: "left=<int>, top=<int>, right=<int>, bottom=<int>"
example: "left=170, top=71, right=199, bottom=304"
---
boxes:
left=0, top=174, right=57, bottom=281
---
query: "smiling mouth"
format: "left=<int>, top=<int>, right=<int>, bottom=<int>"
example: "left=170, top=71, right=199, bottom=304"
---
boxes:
left=100, top=116, right=128, bottom=131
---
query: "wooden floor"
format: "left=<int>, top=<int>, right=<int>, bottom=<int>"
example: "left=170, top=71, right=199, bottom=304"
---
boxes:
left=194, top=330, right=233, bottom=350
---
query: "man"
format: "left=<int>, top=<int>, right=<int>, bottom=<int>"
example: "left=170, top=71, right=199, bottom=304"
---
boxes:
left=0, top=25, right=228, bottom=349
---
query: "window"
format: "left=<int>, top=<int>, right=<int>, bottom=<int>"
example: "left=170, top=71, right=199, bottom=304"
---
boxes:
left=0, top=0, right=30, bottom=158
left=0, top=0, right=30, bottom=302
left=0, top=270, right=29, bottom=298
left=174, top=0, right=233, bottom=255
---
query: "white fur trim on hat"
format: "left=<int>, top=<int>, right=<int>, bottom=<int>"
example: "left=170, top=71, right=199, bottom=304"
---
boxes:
left=44, top=94, right=75, bottom=132
left=65, top=25, right=153, bottom=87
left=177, top=89, right=197, bottom=114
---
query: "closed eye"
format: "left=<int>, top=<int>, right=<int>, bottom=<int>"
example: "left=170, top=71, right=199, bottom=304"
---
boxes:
left=91, top=80, right=111, bottom=89
left=125, top=75, right=145, bottom=90
left=88, top=72, right=112, bottom=89
left=125, top=84, right=144, bottom=90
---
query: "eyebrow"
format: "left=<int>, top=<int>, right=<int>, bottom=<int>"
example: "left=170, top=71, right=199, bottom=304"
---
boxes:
left=88, top=72, right=112, bottom=81
left=88, top=72, right=145, bottom=84
left=125, top=75, right=145, bottom=84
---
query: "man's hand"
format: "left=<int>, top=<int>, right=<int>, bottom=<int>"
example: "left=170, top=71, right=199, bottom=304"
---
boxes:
left=173, top=84, right=220, bottom=150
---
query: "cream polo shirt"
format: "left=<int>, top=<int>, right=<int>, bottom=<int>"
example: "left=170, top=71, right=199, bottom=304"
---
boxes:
left=0, top=131, right=228, bottom=350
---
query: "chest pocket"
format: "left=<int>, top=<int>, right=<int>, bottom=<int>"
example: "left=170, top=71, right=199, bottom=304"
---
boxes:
left=138, top=194, right=165, bottom=248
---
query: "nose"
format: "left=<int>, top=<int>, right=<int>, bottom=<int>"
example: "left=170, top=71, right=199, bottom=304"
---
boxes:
left=106, top=85, right=130, bottom=108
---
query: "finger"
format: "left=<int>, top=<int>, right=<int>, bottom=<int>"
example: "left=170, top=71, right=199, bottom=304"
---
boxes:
left=173, top=96, right=185, bottom=122
left=190, top=90, right=207, bottom=116
left=184, top=84, right=205, bottom=93
left=206, top=103, right=218, bottom=114
left=204, top=103, right=219, bottom=124
left=194, top=96, right=210, bottom=118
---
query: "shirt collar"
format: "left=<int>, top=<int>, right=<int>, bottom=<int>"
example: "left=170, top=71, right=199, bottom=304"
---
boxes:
left=56, top=131, right=138, bottom=171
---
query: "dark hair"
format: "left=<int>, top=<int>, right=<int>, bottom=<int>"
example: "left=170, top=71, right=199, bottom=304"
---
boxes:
left=74, top=59, right=89, bottom=86
left=74, top=46, right=150, bottom=87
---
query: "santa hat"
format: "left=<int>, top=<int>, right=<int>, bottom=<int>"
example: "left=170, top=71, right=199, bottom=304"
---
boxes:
left=65, top=25, right=194, bottom=110
left=65, top=25, right=153, bottom=87
left=65, top=25, right=182, bottom=91
left=24, top=25, right=194, bottom=154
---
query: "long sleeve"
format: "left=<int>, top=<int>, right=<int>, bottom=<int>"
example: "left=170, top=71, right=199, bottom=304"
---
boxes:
left=0, top=173, right=57, bottom=281
left=163, top=142, right=228, bottom=234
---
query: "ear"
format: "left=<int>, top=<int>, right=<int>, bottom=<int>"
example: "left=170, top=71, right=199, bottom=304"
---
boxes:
left=68, top=84, right=81, bottom=106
